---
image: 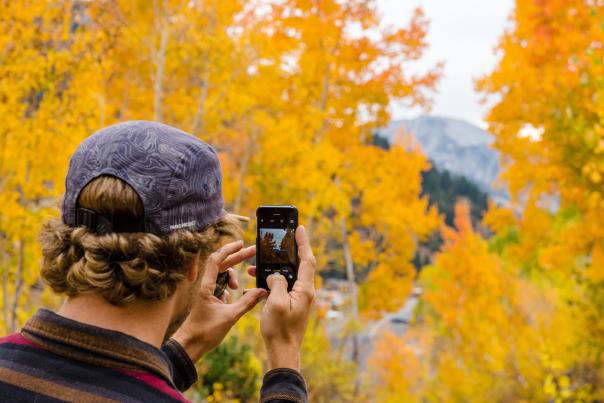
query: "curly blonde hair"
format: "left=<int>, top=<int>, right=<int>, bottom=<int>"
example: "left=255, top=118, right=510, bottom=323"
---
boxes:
left=40, top=176, right=241, bottom=306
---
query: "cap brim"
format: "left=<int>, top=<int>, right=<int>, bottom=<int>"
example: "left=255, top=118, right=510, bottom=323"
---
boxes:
left=222, top=209, right=250, bottom=223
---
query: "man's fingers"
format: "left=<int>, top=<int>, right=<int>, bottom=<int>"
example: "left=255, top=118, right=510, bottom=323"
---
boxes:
left=219, top=245, right=256, bottom=271
left=247, top=266, right=256, bottom=277
left=220, top=289, right=230, bottom=303
left=295, top=226, right=316, bottom=285
left=201, top=241, right=244, bottom=291
left=227, top=268, right=238, bottom=289
left=231, top=288, right=267, bottom=320
left=295, top=226, right=313, bottom=262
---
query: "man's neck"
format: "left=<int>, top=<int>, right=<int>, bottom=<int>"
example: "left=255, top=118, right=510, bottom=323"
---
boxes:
left=58, top=293, right=173, bottom=348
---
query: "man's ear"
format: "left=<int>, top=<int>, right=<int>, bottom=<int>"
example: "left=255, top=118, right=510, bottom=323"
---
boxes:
left=186, top=254, right=201, bottom=283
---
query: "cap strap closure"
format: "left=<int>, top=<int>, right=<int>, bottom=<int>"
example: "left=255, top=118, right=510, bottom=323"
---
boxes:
left=75, top=207, right=145, bottom=235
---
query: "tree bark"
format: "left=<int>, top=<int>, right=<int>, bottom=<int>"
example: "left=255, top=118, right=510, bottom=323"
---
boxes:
left=340, top=217, right=359, bottom=361
left=2, top=247, right=9, bottom=333
left=190, top=3, right=216, bottom=135
left=233, top=127, right=259, bottom=213
left=10, top=238, right=24, bottom=333
left=190, top=62, right=210, bottom=135
left=339, top=216, right=361, bottom=397
left=153, top=0, right=169, bottom=122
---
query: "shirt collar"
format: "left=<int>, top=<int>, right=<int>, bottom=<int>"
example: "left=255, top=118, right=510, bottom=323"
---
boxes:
left=21, top=309, right=174, bottom=386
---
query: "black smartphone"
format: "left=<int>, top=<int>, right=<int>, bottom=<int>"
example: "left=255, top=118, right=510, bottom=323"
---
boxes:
left=214, top=271, right=229, bottom=298
left=256, top=205, right=298, bottom=291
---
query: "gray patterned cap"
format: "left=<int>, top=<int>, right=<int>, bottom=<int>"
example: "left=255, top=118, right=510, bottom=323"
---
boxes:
left=62, top=120, right=225, bottom=235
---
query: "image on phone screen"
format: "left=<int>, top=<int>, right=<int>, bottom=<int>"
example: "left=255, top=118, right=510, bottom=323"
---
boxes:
left=259, top=228, right=296, bottom=264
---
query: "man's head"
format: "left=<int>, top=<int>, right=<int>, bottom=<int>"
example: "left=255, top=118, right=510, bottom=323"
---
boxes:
left=39, top=121, right=242, bottom=337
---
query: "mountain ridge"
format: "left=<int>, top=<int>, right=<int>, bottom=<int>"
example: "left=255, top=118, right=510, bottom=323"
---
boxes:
left=378, top=115, right=506, bottom=203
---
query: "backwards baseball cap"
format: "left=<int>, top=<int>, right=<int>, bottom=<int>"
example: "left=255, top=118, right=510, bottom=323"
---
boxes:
left=62, top=120, right=243, bottom=235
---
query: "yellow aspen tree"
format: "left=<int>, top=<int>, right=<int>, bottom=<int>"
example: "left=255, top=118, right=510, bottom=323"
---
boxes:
left=230, top=4, right=443, bottom=384
left=369, top=201, right=584, bottom=401
left=0, top=0, right=105, bottom=332
left=243, top=0, right=442, bottom=313
left=1, top=2, right=445, bottom=398
left=477, top=0, right=604, bottom=397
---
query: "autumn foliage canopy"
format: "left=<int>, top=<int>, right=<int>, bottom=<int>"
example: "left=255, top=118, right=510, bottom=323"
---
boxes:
left=1, top=0, right=604, bottom=401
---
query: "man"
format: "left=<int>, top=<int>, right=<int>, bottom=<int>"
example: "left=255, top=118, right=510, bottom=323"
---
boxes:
left=0, top=121, right=315, bottom=402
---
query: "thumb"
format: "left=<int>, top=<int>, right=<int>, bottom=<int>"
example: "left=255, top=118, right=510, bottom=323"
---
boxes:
left=267, top=273, right=289, bottom=300
left=231, top=288, right=267, bottom=320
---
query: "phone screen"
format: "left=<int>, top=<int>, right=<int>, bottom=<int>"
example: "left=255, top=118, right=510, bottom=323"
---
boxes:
left=256, top=206, right=298, bottom=291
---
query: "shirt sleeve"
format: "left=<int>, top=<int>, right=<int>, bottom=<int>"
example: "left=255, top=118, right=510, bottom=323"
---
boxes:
left=161, top=338, right=198, bottom=392
left=259, top=368, right=308, bottom=403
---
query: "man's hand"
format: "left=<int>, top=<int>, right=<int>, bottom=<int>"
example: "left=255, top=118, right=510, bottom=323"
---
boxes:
left=171, top=241, right=267, bottom=362
left=258, top=226, right=316, bottom=371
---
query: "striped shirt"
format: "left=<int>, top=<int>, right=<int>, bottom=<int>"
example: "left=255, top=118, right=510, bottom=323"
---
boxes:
left=0, top=309, right=308, bottom=402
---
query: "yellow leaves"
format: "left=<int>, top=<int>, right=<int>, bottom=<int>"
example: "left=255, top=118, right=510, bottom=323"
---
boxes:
left=424, top=213, right=509, bottom=332
left=0, top=0, right=108, bottom=332
left=483, top=201, right=516, bottom=233
left=479, top=1, right=604, bottom=209
left=2, top=2, right=442, bottom=399
left=582, top=161, right=604, bottom=184
left=589, top=169, right=602, bottom=184
left=359, top=261, right=415, bottom=320
left=205, top=382, right=226, bottom=402
left=471, top=1, right=604, bottom=400
left=595, top=139, right=604, bottom=154
left=348, top=232, right=374, bottom=267
left=385, top=197, right=594, bottom=400
left=342, top=143, right=439, bottom=319
left=368, top=330, right=422, bottom=403
left=300, top=316, right=358, bottom=402
left=585, top=243, right=604, bottom=283
left=541, top=350, right=594, bottom=402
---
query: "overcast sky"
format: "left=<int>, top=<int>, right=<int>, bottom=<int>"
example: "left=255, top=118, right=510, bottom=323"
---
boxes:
left=376, top=0, right=515, bottom=128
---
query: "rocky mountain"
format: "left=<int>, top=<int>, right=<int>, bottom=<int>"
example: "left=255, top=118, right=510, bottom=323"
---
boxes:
left=378, top=115, right=506, bottom=202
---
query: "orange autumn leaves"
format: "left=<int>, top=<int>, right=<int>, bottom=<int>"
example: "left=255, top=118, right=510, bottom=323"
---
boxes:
left=477, top=3, right=604, bottom=398
left=0, top=0, right=441, bottom=334
left=1, top=2, right=446, bottom=400
left=369, top=0, right=604, bottom=400
left=370, top=201, right=584, bottom=401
